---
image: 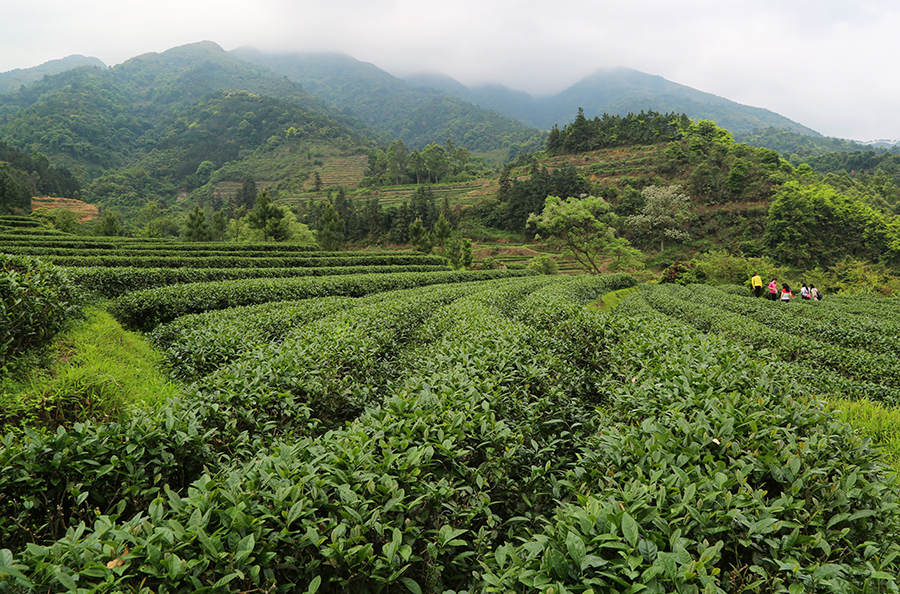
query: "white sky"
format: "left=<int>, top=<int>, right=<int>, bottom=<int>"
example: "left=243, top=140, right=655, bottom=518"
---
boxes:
left=2, top=0, right=898, bottom=142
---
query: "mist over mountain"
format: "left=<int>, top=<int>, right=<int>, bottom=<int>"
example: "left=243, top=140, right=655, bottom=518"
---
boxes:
left=0, top=38, right=893, bottom=209
left=1, top=42, right=830, bottom=148
left=230, top=47, right=545, bottom=155
left=0, top=55, right=107, bottom=95
left=405, top=68, right=821, bottom=137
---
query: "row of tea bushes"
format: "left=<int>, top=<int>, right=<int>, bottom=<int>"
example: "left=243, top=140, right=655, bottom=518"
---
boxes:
left=676, top=285, right=900, bottom=355
left=34, top=253, right=449, bottom=269
left=0, top=274, right=633, bottom=591
left=0, top=238, right=323, bottom=252
left=67, top=264, right=451, bottom=299
left=614, top=289, right=900, bottom=406
left=0, top=275, right=564, bottom=550
left=149, top=277, right=564, bottom=382
left=110, top=269, right=536, bottom=331
left=4, top=273, right=898, bottom=593
left=640, top=284, right=900, bottom=401
left=0, top=216, right=44, bottom=229
left=2, top=246, right=442, bottom=260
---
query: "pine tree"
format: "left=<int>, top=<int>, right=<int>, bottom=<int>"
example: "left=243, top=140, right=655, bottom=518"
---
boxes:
left=183, top=204, right=212, bottom=242
left=316, top=201, right=344, bottom=251
left=246, top=188, right=286, bottom=242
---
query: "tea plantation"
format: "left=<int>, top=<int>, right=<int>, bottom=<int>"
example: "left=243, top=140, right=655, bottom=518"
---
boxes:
left=1, top=227, right=899, bottom=593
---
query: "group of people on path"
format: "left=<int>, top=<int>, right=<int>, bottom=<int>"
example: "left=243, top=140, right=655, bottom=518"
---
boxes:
left=751, top=273, right=821, bottom=302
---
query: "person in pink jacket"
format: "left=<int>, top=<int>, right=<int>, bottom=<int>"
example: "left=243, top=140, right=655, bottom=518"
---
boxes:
left=768, top=278, right=778, bottom=301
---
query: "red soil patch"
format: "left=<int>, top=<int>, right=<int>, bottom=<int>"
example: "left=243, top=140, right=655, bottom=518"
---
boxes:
left=32, top=197, right=100, bottom=222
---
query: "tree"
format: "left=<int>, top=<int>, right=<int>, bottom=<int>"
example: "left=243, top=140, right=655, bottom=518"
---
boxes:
left=232, top=176, right=258, bottom=210
left=408, top=218, right=434, bottom=253
left=452, top=146, right=470, bottom=175
left=365, top=149, right=388, bottom=183
left=433, top=211, right=452, bottom=251
left=564, top=107, right=592, bottom=152
left=195, top=161, right=215, bottom=186
left=627, top=185, right=692, bottom=252
left=211, top=211, right=227, bottom=241
left=0, top=162, right=32, bottom=213
left=422, top=143, right=448, bottom=183
left=246, top=188, right=287, bottom=242
left=408, top=150, right=426, bottom=184
left=183, top=204, right=211, bottom=242
left=763, top=180, right=897, bottom=268
left=316, top=201, right=344, bottom=251
left=313, top=172, right=323, bottom=192
left=387, top=140, right=409, bottom=184
left=527, top=253, right=559, bottom=275
left=93, top=210, right=125, bottom=236
left=546, top=124, right=562, bottom=154
left=528, top=195, right=639, bottom=274
left=445, top=235, right=473, bottom=269
left=139, top=200, right=174, bottom=238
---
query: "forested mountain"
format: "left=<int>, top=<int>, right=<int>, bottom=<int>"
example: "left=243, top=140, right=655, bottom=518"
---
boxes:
left=736, top=127, right=897, bottom=161
left=86, top=89, right=371, bottom=214
left=0, top=42, right=376, bottom=177
left=230, top=48, right=547, bottom=156
left=0, top=42, right=388, bottom=219
left=406, top=67, right=820, bottom=138
left=0, top=55, right=106, bottom=95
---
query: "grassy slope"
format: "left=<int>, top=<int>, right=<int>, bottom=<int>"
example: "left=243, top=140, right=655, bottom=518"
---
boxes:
left=0, top=308, right=178, bottom=432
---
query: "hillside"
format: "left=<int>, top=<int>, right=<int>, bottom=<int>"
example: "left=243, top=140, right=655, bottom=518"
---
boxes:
left=0, top=54, right=106, bottom=95
left=0, top=42, right=392, bottom=220
left=31, top=196, right=99, bottom=221
left=231, top=48, right=546, bottom=156
left=736, top=126, right=898, bottom=160
left=0, top=42, right=381, bottom=178
left=406, top=67, right=820, bottom=137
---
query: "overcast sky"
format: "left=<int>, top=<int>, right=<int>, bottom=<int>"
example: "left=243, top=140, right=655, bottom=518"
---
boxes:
left=2, top=0, right=898, bottom=142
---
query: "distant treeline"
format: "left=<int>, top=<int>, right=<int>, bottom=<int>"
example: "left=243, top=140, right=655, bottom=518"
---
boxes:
left=546, top=109, right=692, bottom=154
left=736, top=126, right=898, bottom=160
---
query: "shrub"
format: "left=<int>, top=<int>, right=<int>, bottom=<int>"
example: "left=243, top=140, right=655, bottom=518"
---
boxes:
left=0, top=254, right=83, bottom=369
left=527, top=253, right=559, bottom=275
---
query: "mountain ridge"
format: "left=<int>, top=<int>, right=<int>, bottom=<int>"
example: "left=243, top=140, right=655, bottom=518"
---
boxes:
left=404, top=67, right=821, bottom=137
left=0, top=55, right=107, bottom=95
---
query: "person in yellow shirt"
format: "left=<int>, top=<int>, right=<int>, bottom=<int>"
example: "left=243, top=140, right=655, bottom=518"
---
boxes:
left=751, top=272, right=763, bottom=298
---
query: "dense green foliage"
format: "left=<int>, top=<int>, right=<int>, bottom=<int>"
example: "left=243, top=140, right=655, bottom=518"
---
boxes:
left=28, top=253, right=448, bottom=269
left=0, top=55, right=106, bottom=95
left=547, top=109, right=690, bottom=154
left=64, top=264, right=451, bottom=299
left=0, top=254, right=82, bottom=368
left=764, top=181, right=900, bottom=268
left=0, top=141, right=80, bottom=213
left=83, top=90, right=371, bottom=215
left=490, top=164, right=592, bottom=233
left=3, top=272, right=900, bottom=593
left=0, top=43, right=380, bottom=225
left=737, top=127, right=895, bottom=161
left=109, top=268, right=535, bottom=331
left=528, top=195, right=639, bottom=273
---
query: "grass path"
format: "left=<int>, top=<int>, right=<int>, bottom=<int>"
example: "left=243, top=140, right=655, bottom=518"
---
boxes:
left=0, top=308, right=178, bottom=432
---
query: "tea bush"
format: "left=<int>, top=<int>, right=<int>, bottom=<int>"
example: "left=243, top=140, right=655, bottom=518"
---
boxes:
left=110, top=269, right=535, bottom=331
left=3, top=273, right=899, bottom=593
left=0, top=254, right=83, bottom=368
left=40, top=253, right=448, bottom=269
left=67, top=264, right=451, bottom=298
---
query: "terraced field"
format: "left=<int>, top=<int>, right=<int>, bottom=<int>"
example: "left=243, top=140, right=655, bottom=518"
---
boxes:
left=3, top=226, right=900, bottom=593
